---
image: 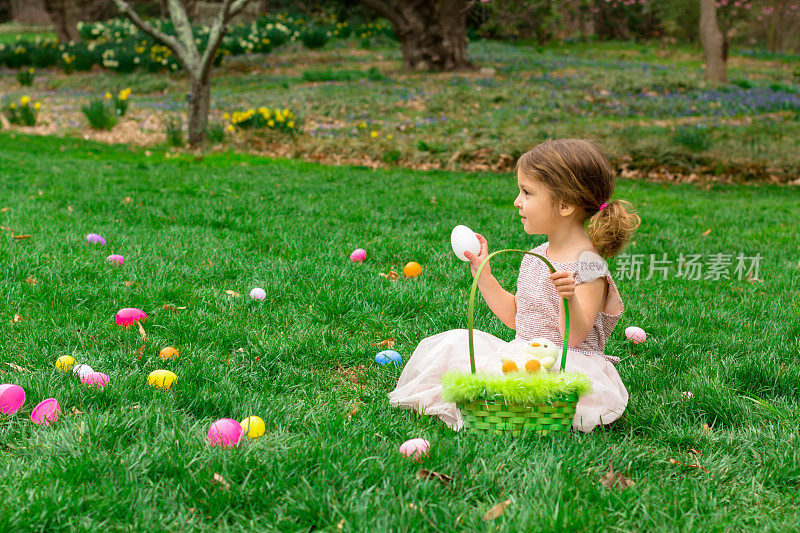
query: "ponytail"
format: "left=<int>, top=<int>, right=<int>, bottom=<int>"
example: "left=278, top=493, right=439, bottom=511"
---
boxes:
left=586, top=199, right=641, bottom=259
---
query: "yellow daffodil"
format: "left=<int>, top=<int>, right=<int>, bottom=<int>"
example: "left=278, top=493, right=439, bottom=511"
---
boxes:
left=105, top=92, right=112, bottom=99
left=9, top=103, right=16, bottom=110
left=288, top=121, right=294, bottom=128
left=223, top=113, right=230, bottom=120
left=358, top=121, right=366, bottom=128
left=267, top=120, right=275, bottom=127
left=20, top=96, right=30, bottom=106
left=34, top=102, right=41, bottom=110
left=370, top=130, right=378, bottom=138
left=387, top=134, right=393, bottom=140
left=28, top=67, right=34, bottom=74
left=227, top=124, right=235, bottom=132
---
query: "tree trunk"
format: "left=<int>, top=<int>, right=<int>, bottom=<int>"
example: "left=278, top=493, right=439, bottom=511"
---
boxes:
left=187, top=75, right=211, bottom=145
left=42, top=0, right=81, bottom=42
left=699, top=0, right=727, bottom=84
left=363, top=0, right=471, bottom=71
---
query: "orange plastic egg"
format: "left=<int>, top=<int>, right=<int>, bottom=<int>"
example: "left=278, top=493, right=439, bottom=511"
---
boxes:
left=501, top=360, right=518, bottom=374
left=159, top=347, right=179, bottom=361
left=525, top=359, right=541, bottom=373
left=403, top=262, right=422, bottom=278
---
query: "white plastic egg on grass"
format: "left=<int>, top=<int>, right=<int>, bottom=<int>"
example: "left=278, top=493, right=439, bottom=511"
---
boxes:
left=450, top=225, right=480, bottom=262
left=72, top=364, right=94, bottom=380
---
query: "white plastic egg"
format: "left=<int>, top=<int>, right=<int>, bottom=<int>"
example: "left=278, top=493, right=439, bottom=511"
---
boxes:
left=450, top=225, right=481, bottom=262
left=72, top=364, right=94, bottom=380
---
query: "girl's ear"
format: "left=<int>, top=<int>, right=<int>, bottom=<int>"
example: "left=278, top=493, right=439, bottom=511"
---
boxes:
left=558, top=202, right=575, bottom=218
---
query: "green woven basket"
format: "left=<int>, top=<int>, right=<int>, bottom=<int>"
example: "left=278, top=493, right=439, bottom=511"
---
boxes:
left=456, top=248, right=579, bottom=436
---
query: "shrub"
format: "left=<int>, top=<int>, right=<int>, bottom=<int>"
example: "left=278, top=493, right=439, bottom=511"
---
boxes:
left=112, top=88, right=132, bottom=117
left=205, top=121, right=226, bottom=143
left=164, top=116, right=184, bottom=147
left=300, top=27, right=330, bottom=49
left=229, top=107, right=301, bottom=136
left=82, top=99, right=118, bottom=130
left=2, top=96, right=40, bottom=126
left=16, top=68, right=35, bottom=87
left=672, top=124, right=713, bottom=152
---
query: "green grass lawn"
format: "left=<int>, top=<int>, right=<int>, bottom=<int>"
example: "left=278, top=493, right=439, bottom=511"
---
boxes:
left=1, top=133, right=799, bottom=531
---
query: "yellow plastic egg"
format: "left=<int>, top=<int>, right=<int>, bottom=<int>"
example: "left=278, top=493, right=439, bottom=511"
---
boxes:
left=240, top=416, right=266, bottom=439
left=159, top=347, right=179, bottom=361
left=55, top=355, right=77, bottom=372
left=147, top=369, right=178, bottom=389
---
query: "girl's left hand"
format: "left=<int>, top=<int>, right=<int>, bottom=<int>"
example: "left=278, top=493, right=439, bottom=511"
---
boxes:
left=550, top=270, right=575, bottom=300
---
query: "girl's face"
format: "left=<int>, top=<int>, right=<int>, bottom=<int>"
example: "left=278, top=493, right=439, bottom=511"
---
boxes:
left=513, top=170, right=559, bottom=235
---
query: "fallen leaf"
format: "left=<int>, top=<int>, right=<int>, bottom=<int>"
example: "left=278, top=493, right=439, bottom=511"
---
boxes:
left=12, top=314, right=23, bottom=323
left=702, top=229, right=711, bottom=236
left=378, top=270, right=399, bottom=280
left=483, top=500, right=511, bottom=520
left=688, top=448, right=700, bottom=455
left=163, top=304, right=187, bottom=312
left=371, top=337, right=395, bottom=349
left=253, top=356, right=261, bottom=363
left=67, top=206, right=73, bottom=212
left=225, top=290, right=241, bottom=298
left=135, top=344, right=146, bottom=360
left=599, top=459, right=636, bottom=490
left=25, top=275, right=37, bottom=286
left=415, top=469, right=454, bottom=487
left=688, top=463, right=710, bottom=473
left=71, top=407, right=84, bottom=416
left=344, top=405, right=360, bottom=420
left=211, top=473, right=230, bottom=492
left=4, top=362, right=32, bottom=373
left=703, top=423, right=710, bottom=432
left=137, top=323, right=146, bottom=341
left=123, top=281, right=136, bottom=287
left=1, top=207, right=9, bottom=212
left=38, top=191, right=43, bottom=196
left=746, top=274, right=764, bottom=283
left=337, top=518, right=345, bottom=530
left=12, top=234, right=30, bottom=240
left=430, top=196, right=437, bottom=204
left=123, top=197, right=132, bottom=204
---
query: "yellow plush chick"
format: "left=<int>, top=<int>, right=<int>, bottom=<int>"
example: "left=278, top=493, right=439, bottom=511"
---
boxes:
left=519, top=337, right=558, bottom=372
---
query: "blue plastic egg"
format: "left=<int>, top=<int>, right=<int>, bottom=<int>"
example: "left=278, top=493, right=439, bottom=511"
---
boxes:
left=375, top=350, right=402, bottom=366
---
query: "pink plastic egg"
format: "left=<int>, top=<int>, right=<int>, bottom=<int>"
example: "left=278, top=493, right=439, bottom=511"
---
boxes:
left=207, top=418, right=243, bottom=448
left=106, top=254, right=124, bottom=266
left=82, top=372, right=110, bottom=390
left=86, top=233, right=106, bottom=245
left=625, top=326, right=647, bottom=344
left=30, top=398, right=61, bottom=426
left=116, top=307, right=147, bottom=327
left=398, top=438, right=430, bottom=461
left=0, top=383, right=26, bottom=414
left=350, top=248, right=367, bottom=263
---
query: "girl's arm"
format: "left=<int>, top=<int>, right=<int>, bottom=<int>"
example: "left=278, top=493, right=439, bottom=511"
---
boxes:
left=476, top=275, right=517, bottom=330
left=551, top=272, right=607, bottom=346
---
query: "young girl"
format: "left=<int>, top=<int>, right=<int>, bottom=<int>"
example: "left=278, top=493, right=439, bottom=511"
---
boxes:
left=388, top=138, right=642, bottom=433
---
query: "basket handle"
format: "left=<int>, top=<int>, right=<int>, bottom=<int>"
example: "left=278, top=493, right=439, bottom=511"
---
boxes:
left=467, top=248, right=570, bottom=374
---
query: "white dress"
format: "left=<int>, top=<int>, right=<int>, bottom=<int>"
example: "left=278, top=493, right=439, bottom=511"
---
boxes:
left=387, top=241, right=629, bottom=433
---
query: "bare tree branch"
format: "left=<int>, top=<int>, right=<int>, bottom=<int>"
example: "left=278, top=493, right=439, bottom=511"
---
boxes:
left=230, top=0, right=255, bottom=18
left=166, top=0, right=200, bottom=67
left=360, top=0, right=405, bottom=29
left=199, top=0, right=235, bottom=75
left=112, top=0, right=188, bottom=62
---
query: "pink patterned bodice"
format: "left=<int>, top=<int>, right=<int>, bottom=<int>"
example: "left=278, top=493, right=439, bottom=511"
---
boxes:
left=514, top=241, right=624, bottom=364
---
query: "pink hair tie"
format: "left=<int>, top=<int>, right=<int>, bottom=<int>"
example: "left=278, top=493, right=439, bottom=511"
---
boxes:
left=599, top=202, right=608, bottom=211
